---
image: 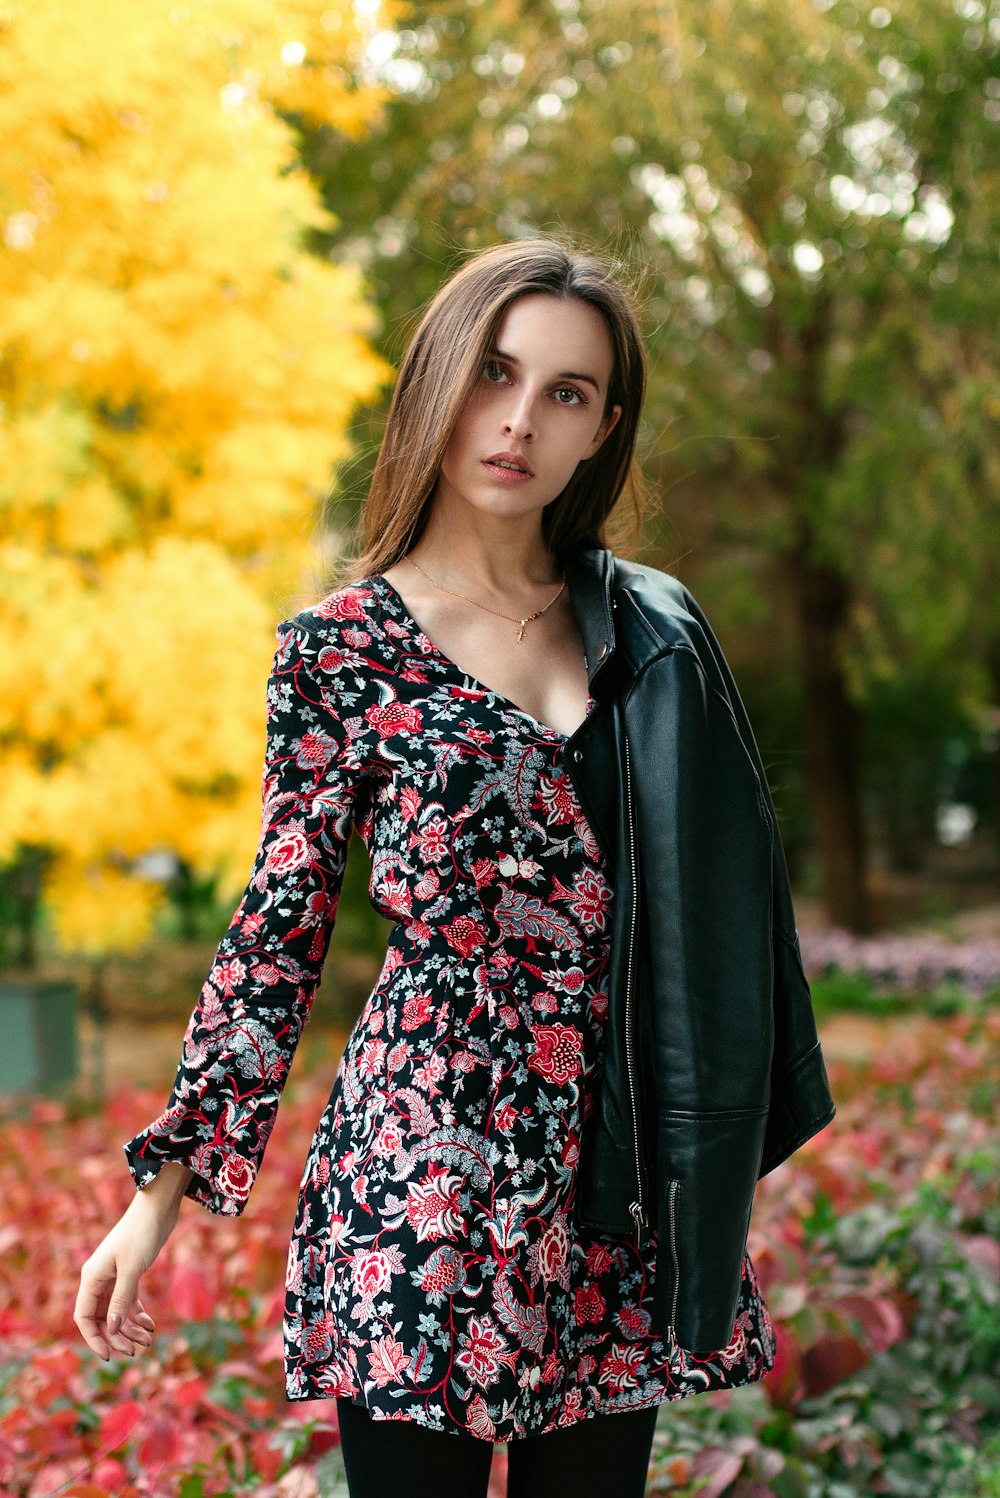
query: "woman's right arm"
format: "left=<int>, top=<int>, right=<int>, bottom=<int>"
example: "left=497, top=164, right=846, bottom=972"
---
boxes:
left=118, top=616, right=365, bottom=1217
left=74, top=610, right=369, bottom=1360
left=74, top=1162, right=194, bottom=1360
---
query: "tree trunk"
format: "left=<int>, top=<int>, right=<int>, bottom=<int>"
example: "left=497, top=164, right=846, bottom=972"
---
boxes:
left=11, top=846, right=51, bottom=970
left=765, top=287, right=873, bottom=933
left=789, top=550, right=874, bottom=933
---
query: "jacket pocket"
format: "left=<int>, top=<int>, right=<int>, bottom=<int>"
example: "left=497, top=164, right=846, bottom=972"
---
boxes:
left=655, top=1107, right=769, bottom=1353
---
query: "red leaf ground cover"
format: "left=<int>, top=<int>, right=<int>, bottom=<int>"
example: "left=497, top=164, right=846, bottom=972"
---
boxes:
left=0, top=1010, right=996, bottom=1496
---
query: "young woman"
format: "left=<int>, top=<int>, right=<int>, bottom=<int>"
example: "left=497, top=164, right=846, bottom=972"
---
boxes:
left=75, top=238, right=788, bottom=1497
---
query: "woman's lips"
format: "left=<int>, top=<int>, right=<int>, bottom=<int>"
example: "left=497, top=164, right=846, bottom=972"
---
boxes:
left=482, top=460, right=533, bottom=484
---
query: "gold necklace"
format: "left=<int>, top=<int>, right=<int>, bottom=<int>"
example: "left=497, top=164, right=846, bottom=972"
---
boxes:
left=405, top=554, right=566, bottom=643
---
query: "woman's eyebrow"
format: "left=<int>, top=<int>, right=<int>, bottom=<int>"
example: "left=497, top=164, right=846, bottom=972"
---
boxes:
left=490, top=347, right=602, bottom=394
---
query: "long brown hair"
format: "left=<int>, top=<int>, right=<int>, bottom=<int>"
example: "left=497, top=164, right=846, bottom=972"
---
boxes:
left=324, top=235, right=650, bottom=591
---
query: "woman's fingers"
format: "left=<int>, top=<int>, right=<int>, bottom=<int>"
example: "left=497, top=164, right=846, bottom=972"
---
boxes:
left=120, top=1296, right=154, bottom=1345
left=74, top=1262, right=118, bottom=1360
left=77, top=1208, right=173, bottom=1361
left=75, top=1251, right=151, bottom=1359
left=132, top=1295, right=156, bottom=1330
left=120, top=1316, right=152, bottom=1346
left=105, top=1277, right=146, bottom=1355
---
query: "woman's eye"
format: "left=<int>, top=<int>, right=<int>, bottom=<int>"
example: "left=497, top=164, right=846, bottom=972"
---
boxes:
left=483, top=360, right=507, bottom=382
left=555, top=386, right=585, bottom=405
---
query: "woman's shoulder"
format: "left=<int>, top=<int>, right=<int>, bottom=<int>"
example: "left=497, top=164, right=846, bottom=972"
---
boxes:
left=610, top=555, right=698, bottom=620
left=277, top=574, right=404, bottom=675
left=282, top=574, right=380, bottom=633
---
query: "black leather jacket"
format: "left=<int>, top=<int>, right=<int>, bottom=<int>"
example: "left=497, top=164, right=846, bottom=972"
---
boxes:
left=558, top=545, right=837, bottom=1355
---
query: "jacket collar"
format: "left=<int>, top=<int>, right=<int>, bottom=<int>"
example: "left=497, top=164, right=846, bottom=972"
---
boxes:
left=563, top=546, right=617, bottom=692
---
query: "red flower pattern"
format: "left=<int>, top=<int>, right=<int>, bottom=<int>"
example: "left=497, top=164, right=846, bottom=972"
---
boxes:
left=122, top=572, right=776, bottom=1441
left=574, top=1283, right=607, bottom=1325
left=527, top=1023, right=584, bottom=1086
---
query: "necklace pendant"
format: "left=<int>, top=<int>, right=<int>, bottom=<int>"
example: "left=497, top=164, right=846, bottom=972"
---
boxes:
left=516, top=619, right=526, bottom=643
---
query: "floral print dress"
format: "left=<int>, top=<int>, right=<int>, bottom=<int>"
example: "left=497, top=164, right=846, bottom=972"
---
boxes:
left=123, top=572, right=777, bottom=1441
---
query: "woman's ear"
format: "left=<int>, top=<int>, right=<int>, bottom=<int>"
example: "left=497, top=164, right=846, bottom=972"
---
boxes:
left=584, top=402, right=623, bottom=458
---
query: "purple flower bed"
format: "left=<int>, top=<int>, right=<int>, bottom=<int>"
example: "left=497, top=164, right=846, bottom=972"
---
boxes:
left=798, top=928, right=1000, bottom=1001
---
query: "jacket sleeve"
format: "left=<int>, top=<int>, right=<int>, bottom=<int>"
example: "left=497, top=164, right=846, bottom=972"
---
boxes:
left=122, top=617, right=366, bottom=1216
left=678, top=585, right=836, bottom=1177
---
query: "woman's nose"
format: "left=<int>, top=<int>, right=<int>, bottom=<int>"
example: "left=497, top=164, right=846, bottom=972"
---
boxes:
left=503, top=396, right=535, bottom=441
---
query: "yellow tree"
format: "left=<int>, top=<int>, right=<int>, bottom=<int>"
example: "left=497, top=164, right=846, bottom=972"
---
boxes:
left=0, top=0, right=391, bottom=961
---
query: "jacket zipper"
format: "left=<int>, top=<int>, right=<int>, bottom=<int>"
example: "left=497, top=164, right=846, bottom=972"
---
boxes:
left=624, top=727, right=680, bottom=1345
left=621, top=726, right=650, bottom=1250
left=665, top=1178, right=680, bottom=1345
left=613, top=595, right=677, bottom=1346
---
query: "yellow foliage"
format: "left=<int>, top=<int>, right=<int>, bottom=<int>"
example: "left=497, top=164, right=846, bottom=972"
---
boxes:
left=0, top=0, right=394, bottom=953
left=46, top=861, right=170, bottom=959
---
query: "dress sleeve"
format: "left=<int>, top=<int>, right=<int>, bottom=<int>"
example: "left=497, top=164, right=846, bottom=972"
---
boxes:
left=122, top=616, right=366, bottom=1216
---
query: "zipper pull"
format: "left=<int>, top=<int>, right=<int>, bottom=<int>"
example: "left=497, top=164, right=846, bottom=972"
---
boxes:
left=628, top=1199, right=650, bottom=1248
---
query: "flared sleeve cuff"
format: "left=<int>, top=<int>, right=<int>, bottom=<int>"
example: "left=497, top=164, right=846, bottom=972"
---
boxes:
left=122, top=1105, right=263, bottom=1216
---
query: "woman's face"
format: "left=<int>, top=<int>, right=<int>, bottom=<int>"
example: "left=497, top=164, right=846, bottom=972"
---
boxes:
left=433, top=292, right=623, bottom=524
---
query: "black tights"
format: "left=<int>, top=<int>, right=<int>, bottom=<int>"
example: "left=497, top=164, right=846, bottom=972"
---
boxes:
left=335, top=1395, right=660, bottom=1498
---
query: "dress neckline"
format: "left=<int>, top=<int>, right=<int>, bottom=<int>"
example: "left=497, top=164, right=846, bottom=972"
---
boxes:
left=369, top=572, right=595, bottom=745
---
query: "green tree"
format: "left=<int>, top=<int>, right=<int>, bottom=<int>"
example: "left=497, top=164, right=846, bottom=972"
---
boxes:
left=304, top=0, right=1000, bottom=930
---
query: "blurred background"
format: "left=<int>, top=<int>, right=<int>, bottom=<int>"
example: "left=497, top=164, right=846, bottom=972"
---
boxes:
left=1, top=2, right=997, bottom=1495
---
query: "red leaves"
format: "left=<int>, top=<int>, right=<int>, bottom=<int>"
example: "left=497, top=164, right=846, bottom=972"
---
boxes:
left=171, top=1373, right=211, bottom=1408
left=305, top=1422, right=340, bottom=1457
left=137, top=1417, right=181, bottom=1469
left=0, top=1078, right=331, bottom=1496
left=27, top=1345, right=84, bottom=1404
left=98, top=1401, right=146, bottom=1453
left=800, top=1331, right=870, bottom=1398
left=758, top=1231, right=912, bottom=1411
left=688, top=1446, right=746, bottom=1498
left=749, top=1009, right=999, bottom=1424
left=832, top=1291, right=908, bottom=1354
left=165, top=1258, right=216, bottom=1322
left=762, top=1326, right=806, bottom=1407
left=764, top=1286, right=909, bottom=1406
left=0, top=1011, right=994, bottom=1494
left=250, top=1428, right=286, bottom=1483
